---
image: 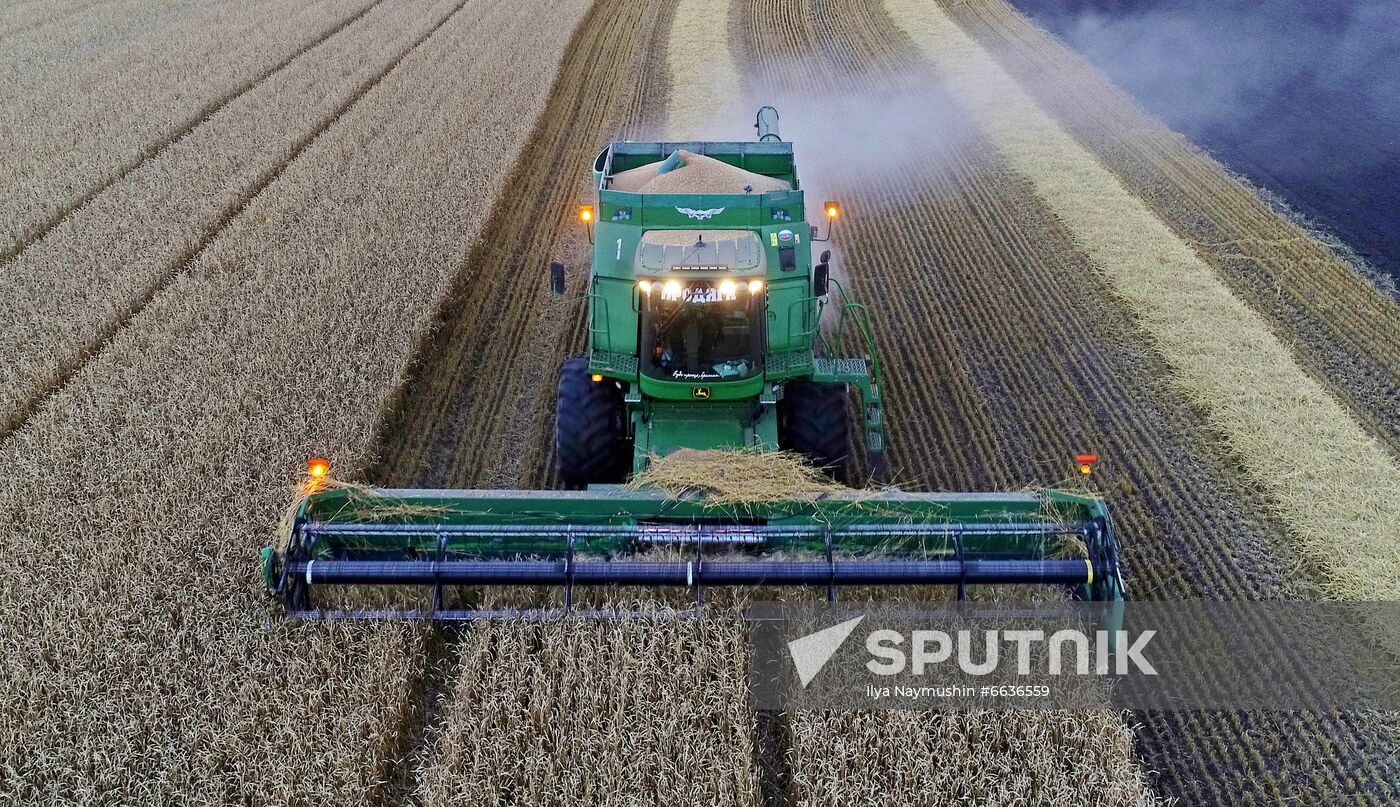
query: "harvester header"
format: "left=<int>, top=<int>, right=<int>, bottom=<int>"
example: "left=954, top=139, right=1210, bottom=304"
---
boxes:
left=265, top=485, right=1123, bottom=619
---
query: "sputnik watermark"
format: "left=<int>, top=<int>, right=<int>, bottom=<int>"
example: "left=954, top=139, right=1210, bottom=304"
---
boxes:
left=786, top=615, right=865, bottom=687
left=773, top=615, right=1153, bottom=709
left=866, top=684, right=982, bottom=701
left=783, top=618, right=1156, bottom=710
left=863, top=628, right=1157, bottom=679
left=751, top=602, right=1400, bottom=710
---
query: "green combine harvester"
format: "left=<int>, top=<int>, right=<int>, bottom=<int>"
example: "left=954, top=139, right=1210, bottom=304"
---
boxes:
left=262, top=108, right=1125, bottom=618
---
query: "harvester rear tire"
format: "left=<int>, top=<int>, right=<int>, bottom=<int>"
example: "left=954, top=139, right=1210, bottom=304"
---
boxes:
left=779, top=380, right=851, bottom=484
left=556, top=357, right=629, bottom=488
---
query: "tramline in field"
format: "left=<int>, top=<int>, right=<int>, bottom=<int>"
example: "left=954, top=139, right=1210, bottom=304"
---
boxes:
left=261, top=108, right=1125, bottom=617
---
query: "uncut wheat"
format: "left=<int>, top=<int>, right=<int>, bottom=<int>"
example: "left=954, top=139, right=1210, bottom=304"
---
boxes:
left=417, top=617, right=758, bottom=806
left=0, top=0, right=591, bottom=801
left=0, top=0, right=370, bottom=255
left=0, top=0, right=461, bottom=435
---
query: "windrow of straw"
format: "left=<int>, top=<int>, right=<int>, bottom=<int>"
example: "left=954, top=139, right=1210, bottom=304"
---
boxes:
left=0, top=0, right=593, bottom=801
left=882, top=0, right=1400, bottom=599
left=627, top=447, right=847, bottom=505
left=1, top=0, right=374, bottom=256
left=0, top=0, right=464, bottom=436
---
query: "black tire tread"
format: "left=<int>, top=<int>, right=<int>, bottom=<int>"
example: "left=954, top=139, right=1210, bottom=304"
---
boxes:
left=779, top=380, right=851, bottom=484
left=555, top=357, right=628, bottom=487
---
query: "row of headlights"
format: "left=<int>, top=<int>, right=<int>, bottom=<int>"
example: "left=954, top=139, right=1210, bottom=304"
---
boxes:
left=638, top=279, right=764, bottom=296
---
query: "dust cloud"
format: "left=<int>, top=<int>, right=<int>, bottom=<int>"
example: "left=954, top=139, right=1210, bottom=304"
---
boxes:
left=1019, top=0, right=1400, bottom=142
left=748, top=64, right=973, bottom=218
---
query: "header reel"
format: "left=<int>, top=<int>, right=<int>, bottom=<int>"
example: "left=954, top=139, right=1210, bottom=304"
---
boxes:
left=263, top=485, right=1124, bottom=620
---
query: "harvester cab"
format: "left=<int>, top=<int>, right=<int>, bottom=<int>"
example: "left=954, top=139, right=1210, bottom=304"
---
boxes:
left=260, top=107, right=1126, bottom=619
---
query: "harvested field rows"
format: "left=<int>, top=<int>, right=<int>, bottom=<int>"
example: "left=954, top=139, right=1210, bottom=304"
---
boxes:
left=882, top=0, right=1400, bottom=603
left=0, top=0, right=463, bottom=439
left=0, top=0, right=591, bottom=801
left=873, top=2, right=1400, bottom=802
left=943, top=0, right=1400, bottom=454
left=731, top=0, right=1399, bottom=803
left=735, top=0, right=1297, bottom=600
left=0, top=0, right=374, bottom=258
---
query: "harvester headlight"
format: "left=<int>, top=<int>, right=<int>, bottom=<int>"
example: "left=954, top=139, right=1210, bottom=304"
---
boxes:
left=824, top=200, right=840, bottom=219
left=719, top=279, right=737, bottom=297
left=307, top=458, right=329, bottom=479
left=591, top=373, right=604, bottom=382
left=663, top=279, right=682, bottom=299
left=638, top=279, right=652, bottom=294
left=748, top=279, right=764, bottom=294
left=579, top=205, right=594, bottom=223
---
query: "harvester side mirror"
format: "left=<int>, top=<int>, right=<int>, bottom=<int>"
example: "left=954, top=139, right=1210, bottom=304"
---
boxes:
left=813, top=259, right=830, bottom=297
left=549, top=260, right=566, bottom=297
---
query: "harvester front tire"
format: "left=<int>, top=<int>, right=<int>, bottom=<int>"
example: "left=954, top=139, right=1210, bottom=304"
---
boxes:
left=556, top=357, right=629, bottom=488
left=779, top=380, right=851, bottom=484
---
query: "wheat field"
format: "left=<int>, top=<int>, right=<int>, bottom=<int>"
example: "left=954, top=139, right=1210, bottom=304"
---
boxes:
left=0, top=0, right=590, bottom=800
left=0, top=0, right=463, bottom=437
left=3, top=0, right=1398, bottom=803
left=1, top=0, right=377, bottom=257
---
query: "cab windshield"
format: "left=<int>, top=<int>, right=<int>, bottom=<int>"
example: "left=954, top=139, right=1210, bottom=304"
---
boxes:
left=642, top=280, right=764, bottom=381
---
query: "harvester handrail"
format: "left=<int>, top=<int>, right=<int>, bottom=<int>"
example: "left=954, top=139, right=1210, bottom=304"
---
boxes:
left=823, top=278, right=882, bottom=389
left=783, top=295, right=821, bottom=343
left=587, top=290, right=612, bottom=351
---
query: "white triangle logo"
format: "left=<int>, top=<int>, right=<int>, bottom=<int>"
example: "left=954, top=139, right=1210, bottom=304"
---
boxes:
left=787, top=615, right=866, bottom=688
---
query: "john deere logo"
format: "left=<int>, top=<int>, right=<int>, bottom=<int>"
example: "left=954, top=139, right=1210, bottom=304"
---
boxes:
left=692, top=387, right=712, bottom=400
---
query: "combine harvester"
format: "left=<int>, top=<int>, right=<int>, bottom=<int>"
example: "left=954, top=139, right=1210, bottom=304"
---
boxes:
left=262, top=108, right=1125, bottom=618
